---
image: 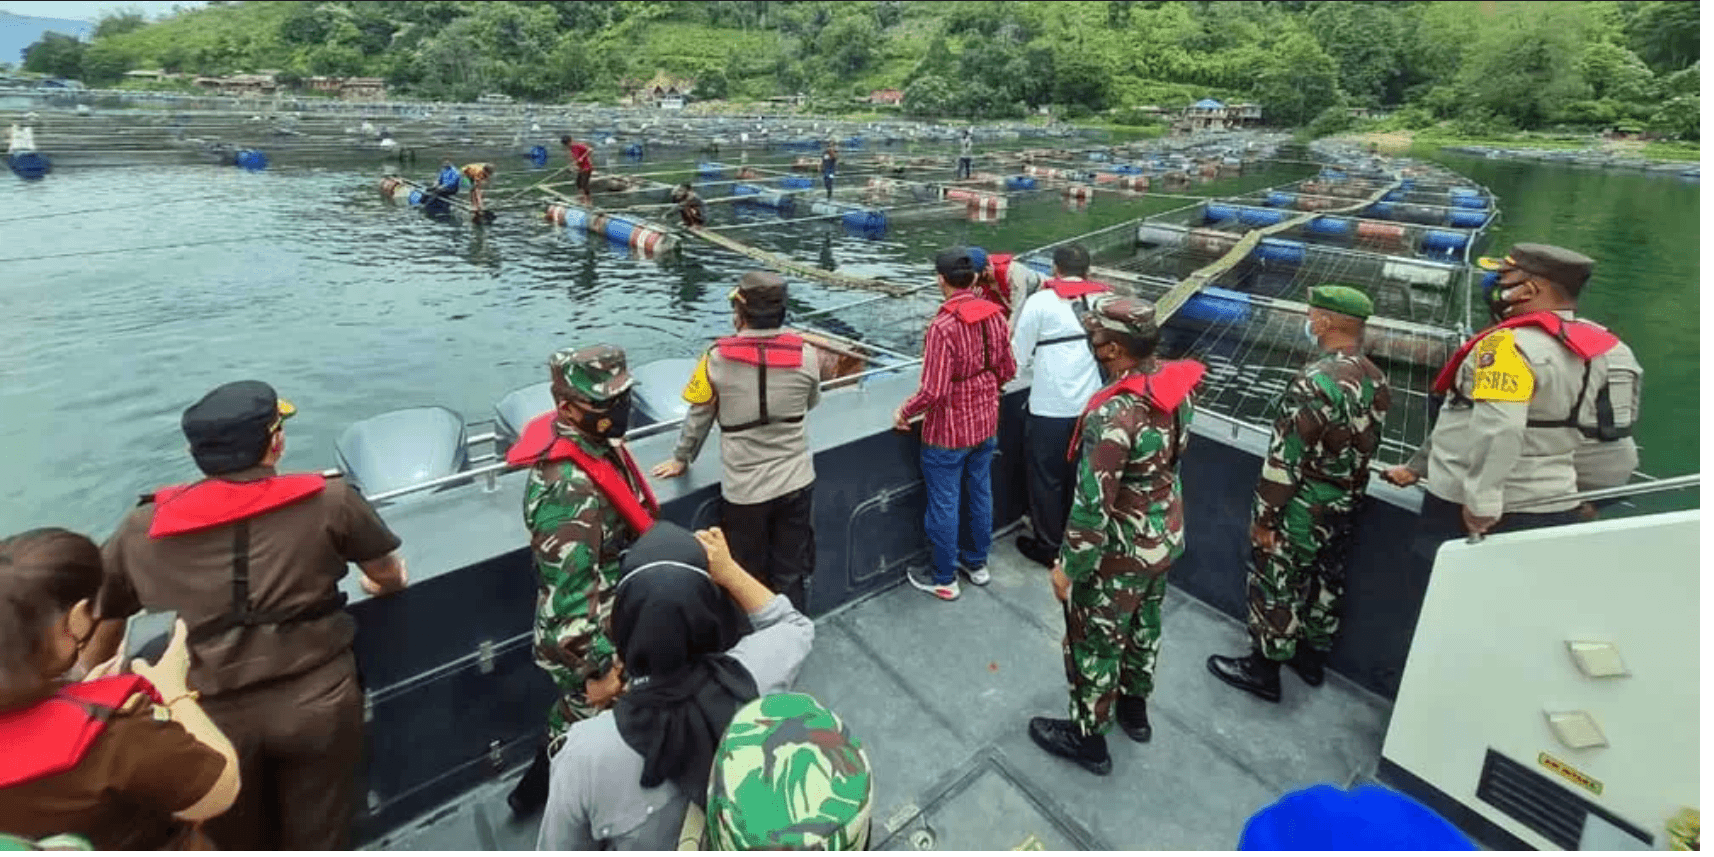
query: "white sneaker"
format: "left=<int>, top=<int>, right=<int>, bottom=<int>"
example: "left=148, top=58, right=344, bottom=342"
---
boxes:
left=907, top=568, right=961, bottom=601
left=960, top=564, right=991, bottom=586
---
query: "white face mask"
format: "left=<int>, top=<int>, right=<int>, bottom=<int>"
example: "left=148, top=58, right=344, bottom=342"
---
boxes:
left=1304, top=319, right=1319, bottom=346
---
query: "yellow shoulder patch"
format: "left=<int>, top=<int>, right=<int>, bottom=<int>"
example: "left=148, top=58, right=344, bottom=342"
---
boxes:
left=681, top=353, right=715, bottom=405
left=1468, top=329, right=1535, bottom=402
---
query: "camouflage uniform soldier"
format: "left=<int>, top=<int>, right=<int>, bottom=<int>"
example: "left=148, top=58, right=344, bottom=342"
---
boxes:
left=1208, top=286, right=1391, bottom=703
left=504, top=344, right=659, bottom=815
left=1029, top=295, right=1205, bottom=776
left=703, top=693, right=873, bottom=851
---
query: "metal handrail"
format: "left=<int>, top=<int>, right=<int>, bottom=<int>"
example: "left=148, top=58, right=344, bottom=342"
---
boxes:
left=364, top=358, right=926, bottom=505
left=1508, top=473, right=1699, bottom=511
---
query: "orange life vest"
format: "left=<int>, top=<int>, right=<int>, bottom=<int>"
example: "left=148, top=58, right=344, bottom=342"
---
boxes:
left=506, top=414, right=658, bottom=536
left=1431, top=310, right=1620, bottom=395
left=1045, top=278, right=1110, bottom=301
left=942, top=293, right=1006, bottom=382
left=714, top=334, right=809, bottom=433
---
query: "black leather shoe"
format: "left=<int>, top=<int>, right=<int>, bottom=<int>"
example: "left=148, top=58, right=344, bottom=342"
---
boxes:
left=1206, top=651, right=1283, bottom=703
left=506, top=745, right=552, bottom=818
left=1287, top=647, right=1327, bottom=687
left=1028, top=717, right=1112, bottom=775
left=1015, top=534, right=1057, bottom=567
left=1115, top=695, right=1152, bottom=743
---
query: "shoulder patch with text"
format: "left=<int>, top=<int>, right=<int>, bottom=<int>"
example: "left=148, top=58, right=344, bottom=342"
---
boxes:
left=681, top=353, right=715, bottom=405
left=1468, top=329, right=1534, bottom=402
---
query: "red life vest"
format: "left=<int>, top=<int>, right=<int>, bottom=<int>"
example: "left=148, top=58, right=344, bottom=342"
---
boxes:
left=1045, top=278, right=1110, bottom=301
left=1431, top=310, right=1620, bottom=395
left=1069, top=360, right=1207, bottom=462
left=506, top=414, right=659, bottom=536
left=715, top=333, right=805, bottom=368
left=714, top=334, right=809, bottom=433
left=977, top=253, right=1015, bottom=310
left=942, top=293, right=1006, bottom=383
left=148, top=474, right=327, bottom=538
left=0, top=675, right=162, bottom=789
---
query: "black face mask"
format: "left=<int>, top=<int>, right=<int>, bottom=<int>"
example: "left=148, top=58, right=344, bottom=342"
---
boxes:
left=1087, top=337, right=1113, bottom=383
left=573, top=392, right=634, bottom=439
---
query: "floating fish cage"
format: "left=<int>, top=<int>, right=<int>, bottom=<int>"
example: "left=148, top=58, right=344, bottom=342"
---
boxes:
left=1145, top=201, right=1485, bottom=261
left=1242, top=188, right=1495, bottom=231
left=1019, top=214, right=1476, bottom=459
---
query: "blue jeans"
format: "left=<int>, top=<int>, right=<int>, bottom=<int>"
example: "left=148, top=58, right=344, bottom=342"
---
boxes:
left=920, top=436, right=997, bottom=585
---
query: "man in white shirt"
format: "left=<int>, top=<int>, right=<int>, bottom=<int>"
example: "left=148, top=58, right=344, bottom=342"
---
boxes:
left=1009, top=243, right=1109, bottom=566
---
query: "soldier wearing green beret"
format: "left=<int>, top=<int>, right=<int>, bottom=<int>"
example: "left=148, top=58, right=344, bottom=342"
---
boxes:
left=1208, top=285, right=1390, bottom=703
left=504, top=344, right=660, bottom=815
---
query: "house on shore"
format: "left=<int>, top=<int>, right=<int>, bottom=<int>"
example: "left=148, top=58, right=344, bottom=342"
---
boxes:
left=1179, top=98, right=1264, bottom=132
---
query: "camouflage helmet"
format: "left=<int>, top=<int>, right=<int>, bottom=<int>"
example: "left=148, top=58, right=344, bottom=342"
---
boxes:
left=549, top=344, right=635, bottom=403
left=1079, top=293, right=1159, bottom=340
left=706, top=693, right=873, bottom=851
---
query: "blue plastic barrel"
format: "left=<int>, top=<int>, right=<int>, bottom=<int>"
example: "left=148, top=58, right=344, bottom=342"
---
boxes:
left=604, top=215, right=639, bottom=245
left=235, top=149, right=268, bottom=171
left=1322, top=169, right=1347, bottom=181
left=1005, top=176, right=1037, bottom=191
left=1204, top=202, right=1239, bottom=223
left=1180, top=287, right=1252, bottom=325
left=1451, top=195, right=1489, bottom=210
left=1238, top=206, right=1286, bottom=227
left=778, top=176, right=814, bottom=190
left=1305, top=216, right=1353, bottom=236
left=1420, top=230, right=1468, bottom=254
left=1382, top=189, right=1404, bottom=202
left=1255, top=238, right=1307, bottom=265
left=1400, top=179, right=1416, bottom=191
left=527, top=145, right=548, bottom=167
left=1447, top=209, right=1487, bottom=229
left=407, top=188, right=424, bottom=205
left=698, top=162, right=727, bottom=180
left=1265, top=191, right=1297, bottom=208
left=624, top=143, right=644, bottom=159
left=561, top=206, right=590, bottom=231
left=1106, top=164, right=1144, bottom=176
left=9, top=151, right=50, bottom=179
left=1363, top=202, right=1396, bottom=219
left=843, top=136, right=864, bottom=149
left=733, top=183, right=764, bottom=197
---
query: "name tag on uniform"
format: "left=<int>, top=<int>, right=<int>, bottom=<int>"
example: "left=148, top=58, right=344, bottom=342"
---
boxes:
left=1469, top=329, right=1534, bottom=402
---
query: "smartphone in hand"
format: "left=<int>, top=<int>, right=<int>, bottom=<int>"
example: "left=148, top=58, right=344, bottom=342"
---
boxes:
left=120, top=610, right=177, bottom=667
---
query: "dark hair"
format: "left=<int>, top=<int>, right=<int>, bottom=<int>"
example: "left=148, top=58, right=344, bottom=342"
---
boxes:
left=560, top=135, right=572, bottom=146
left=0, top=529, right=103, bottom=698
left=1053, top=244, right=1091, bottom=278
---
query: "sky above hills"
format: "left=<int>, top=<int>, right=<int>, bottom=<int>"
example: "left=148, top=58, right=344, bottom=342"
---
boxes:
left=1, top=1, right=198, bottom=22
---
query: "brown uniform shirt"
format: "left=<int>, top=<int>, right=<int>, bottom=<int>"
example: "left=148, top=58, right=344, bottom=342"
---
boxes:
left=0, top=694, right=225, bottom=849
left=98, top=466, right=401, bottom=697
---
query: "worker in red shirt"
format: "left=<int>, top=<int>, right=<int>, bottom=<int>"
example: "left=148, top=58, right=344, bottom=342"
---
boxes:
left=894, top=247, right=1018, bottom=601
left=562, top=136, right=595, bottom=205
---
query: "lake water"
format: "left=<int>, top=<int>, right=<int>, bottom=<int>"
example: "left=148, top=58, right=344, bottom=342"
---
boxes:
left=0, top=147, right=1697, bottom=539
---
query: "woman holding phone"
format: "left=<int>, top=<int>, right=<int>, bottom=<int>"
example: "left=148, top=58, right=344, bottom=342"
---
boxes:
left=0, top=528, right=239, bottom=848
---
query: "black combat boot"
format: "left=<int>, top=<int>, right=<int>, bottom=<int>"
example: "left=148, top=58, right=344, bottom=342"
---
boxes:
left=1206, top=650, right=1283, bottom=703
left=1287, top=647, right=1327, bottom=687
left=1115, top=695, right=1152, bottom=743
left=1028, top=717, right=1112, bottom=776
left=506, top=744, right=553, bottom=818
left=1014, top=534, right=1057, bottom=568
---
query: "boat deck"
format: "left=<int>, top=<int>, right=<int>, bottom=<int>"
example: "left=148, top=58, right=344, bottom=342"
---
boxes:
left=366, top=529, right=1399, bottom=851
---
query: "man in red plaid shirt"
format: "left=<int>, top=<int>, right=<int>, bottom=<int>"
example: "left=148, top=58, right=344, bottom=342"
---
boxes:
left=893, top=247, right=1018, bottom=600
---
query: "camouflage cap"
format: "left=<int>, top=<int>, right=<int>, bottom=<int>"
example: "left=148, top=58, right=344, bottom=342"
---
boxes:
left=1079, top=293, right=1158, bottom=339
left=1308, top=284, right=1374, bottom=319
left=548, top=344, right=635, bottom=403
left=706, top=693, right=873, bottom=851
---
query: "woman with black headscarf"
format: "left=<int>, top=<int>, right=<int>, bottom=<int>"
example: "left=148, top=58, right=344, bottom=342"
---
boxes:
left=536, top=523, right=815, bottom=851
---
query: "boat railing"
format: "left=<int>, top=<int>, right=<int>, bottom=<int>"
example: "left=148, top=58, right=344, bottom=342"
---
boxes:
left=362, top=357, right=925, bottom=507
left=1507, top=472, right=1699, bottom=511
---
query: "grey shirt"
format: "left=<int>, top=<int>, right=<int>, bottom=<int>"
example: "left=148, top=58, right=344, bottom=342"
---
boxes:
left=671, top=328, right=822, bottom=505
left=535, top=595, right=816, bottom=851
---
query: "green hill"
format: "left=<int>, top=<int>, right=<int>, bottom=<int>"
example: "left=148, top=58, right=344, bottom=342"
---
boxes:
left=15, top=0, right=1699, bottom=140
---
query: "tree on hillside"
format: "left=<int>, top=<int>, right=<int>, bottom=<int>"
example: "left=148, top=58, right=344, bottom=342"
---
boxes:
left=1306, top=1, right=1408, bottom=106
left=22, top=32, right=85, bottom=79
left=1252, top=31, right=1340, bottom=127
left=94, top=11, right=149, bottom=41
left=1629, top=0, right=1699, bottom=73
left=1455, top=2, right=1591, bottom=129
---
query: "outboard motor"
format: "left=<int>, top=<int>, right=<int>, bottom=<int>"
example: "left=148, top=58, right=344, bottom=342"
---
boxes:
left=629, top=358, right=699, bottom=427
left=335, top=407, right=468, bottom=500
left=493, top=382, right=554, bottom=450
